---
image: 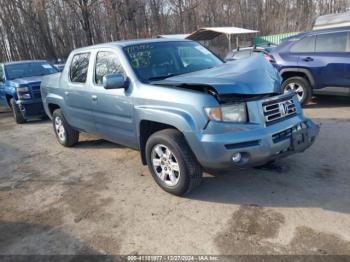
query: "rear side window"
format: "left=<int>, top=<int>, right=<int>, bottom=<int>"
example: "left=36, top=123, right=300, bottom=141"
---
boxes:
left=316, top=32, right=348, bottom=52
left=70, top=53, right=90, bottom=83
left=290, top=36, right=315, bottom=53
left=95, top=51, right=125, bottom=85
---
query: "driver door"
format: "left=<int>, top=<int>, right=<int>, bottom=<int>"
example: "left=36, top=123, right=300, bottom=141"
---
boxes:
left=91, top=50, right=136, bottom=148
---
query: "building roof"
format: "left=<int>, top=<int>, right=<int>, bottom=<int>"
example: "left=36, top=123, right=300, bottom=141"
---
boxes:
left=157, top=34, right=190, bottom=39
left=186, top=27, right=259, bottom=41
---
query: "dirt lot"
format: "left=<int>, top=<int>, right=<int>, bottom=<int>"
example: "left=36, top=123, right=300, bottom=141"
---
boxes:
left=0, top=96, right=350, bottom=256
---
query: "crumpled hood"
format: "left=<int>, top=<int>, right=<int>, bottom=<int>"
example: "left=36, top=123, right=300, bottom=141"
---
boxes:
left=153, top=55, right=282, bottom=95
left=10, top=76, right=43, bottom=87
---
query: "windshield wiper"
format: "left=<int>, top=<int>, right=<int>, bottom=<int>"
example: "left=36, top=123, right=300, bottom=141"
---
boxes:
left=148, top=73, right=176, bottom=81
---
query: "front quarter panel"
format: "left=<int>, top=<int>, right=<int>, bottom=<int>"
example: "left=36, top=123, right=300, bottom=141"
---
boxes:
left=133, top=83, right=217, bottom=141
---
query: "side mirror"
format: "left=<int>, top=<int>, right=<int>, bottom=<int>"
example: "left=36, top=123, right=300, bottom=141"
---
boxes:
left=103, top=73, right=126, bottom=89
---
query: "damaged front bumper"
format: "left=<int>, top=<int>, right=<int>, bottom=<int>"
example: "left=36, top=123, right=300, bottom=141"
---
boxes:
left=186, top=116, right=319, bottom=169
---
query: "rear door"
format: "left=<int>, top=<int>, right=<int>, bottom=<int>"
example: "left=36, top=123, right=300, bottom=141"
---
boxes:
left=313, top=31, right=350, bottom=92
left=289, top=35, right=321, bottom=82
left=90, top=49, right=136, bottom=148
left=64, top=52, right=96, bottom=133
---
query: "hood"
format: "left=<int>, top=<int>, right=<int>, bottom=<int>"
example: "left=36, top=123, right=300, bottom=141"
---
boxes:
left=10, top=76, right=43, bottom=87
left=153, top=55, right=282, bottom=96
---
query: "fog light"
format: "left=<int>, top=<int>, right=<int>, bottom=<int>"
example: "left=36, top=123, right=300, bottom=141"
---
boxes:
left=232, top=152, right=242, bottom=163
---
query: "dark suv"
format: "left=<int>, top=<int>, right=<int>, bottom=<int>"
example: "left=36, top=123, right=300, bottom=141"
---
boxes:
left=271, top=27, right=350, bottom=105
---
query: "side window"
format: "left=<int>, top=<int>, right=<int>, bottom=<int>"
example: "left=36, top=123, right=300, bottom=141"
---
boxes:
left=70, top=53, right=90, bottom=83
left=290, top=36, right=315, bottom=53
left=316, top=32, right=348, bottom=52
left=95, top=51, right=125, bottom=85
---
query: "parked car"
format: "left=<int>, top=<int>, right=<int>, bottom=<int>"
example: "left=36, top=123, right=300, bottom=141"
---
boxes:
left=0, top=60, right=58, bottom=123
left=225, top=46, right=275, bottom=62
left=270, top=26, right=350, bottom=105
left=41, top=39, right=319, bottom=195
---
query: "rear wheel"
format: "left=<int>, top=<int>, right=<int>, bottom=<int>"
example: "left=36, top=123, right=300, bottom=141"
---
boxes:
left=146, top=129, right=202, bottom=196
left=52, top=109, right=79, bottom=147
left=282, top=76, right=312, bottom=105
left=10, top=98, right=26, bottom=124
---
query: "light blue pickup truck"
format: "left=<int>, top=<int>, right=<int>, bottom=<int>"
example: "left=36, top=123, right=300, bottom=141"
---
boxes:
left=41, top=39, right=319, bottom=195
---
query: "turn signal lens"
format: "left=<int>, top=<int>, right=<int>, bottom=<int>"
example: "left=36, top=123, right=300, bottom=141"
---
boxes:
left=205, top=103, right=247, bottom=123
left=204, top=107, right=222, bottom=121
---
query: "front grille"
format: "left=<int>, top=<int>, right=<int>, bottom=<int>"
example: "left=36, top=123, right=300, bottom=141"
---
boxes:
left=262, top=96, right=296, bottom=125
left=32, top=90, right=42, bottom=99
left=31, top=86, right=41, bottom=99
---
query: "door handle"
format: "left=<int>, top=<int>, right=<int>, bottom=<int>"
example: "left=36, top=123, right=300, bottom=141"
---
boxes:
left=64, top=91, right=69, bottom=96
left=302, top=57, right=314, bottom=62
left=91, top=95, right=98, bottom=101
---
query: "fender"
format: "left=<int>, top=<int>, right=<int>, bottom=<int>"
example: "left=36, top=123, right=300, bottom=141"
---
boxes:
left=4, top=84, right=17, bottom=99
left=134, top=105, right=199, bottom=135
left=280, top=67, right=315, bottom=88
left=44, top=93, right=65, bottom=118
left=134, top=105, right=202, bottom=165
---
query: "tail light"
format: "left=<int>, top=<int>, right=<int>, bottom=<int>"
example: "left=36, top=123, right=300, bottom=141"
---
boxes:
left=264, top=53, right=275, bottom=63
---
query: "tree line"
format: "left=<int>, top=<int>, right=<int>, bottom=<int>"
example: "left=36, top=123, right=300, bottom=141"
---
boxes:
left=0, top=0, right=349, bottom=62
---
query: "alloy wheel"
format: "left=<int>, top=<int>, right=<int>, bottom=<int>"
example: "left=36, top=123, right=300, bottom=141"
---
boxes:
left=54, top=116, right=66, bottom=142
left=151, top=144, right=180, bottom=187
left=284, top=82, right=305, bottom=102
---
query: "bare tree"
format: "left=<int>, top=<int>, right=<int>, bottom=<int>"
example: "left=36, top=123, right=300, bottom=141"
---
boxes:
left=0, top=0, right=349, bottom=62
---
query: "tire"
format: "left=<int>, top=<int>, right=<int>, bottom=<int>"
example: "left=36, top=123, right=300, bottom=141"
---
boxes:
left=282, top=76, right=312, bottom=105
left=10, top=98, right=26, bottom=124
left=145, top=129, right=202, bottom=196
left=52, top=109, right=79, bottom=147
left=41, top=114, right=50, bottom=120
left=254, top=160, right=276, bottom=169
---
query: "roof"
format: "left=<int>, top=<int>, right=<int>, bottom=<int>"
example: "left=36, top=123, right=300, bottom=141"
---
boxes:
left=314, top=12, right=350, bottom=30
left=282, top=26, right=350, bottom=41
left=73, top=38, right=190, bottom=52
left=186, top=27, right=259, bottom=41
left=4, top=60, right=47, bottom=65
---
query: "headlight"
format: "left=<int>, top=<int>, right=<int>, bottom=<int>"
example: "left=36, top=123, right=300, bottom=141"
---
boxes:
left=17, top=86, right=31, bottom=100
left=205, top=103, right=247, bottom=123
left=17, top=86, right=29, bottom=92
left=18, top=93, right=31, bottom=100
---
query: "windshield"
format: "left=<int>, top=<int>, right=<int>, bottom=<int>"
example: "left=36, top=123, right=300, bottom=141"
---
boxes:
left=5, top=62, right=58, bottom=80
left=123, top=41, right=223, bottom=82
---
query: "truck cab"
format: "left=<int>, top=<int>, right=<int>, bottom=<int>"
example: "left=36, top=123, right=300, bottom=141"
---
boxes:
left=0, top=60, right=58, bottom=123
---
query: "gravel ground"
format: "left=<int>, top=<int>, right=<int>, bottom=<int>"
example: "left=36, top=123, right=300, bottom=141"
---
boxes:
left=0, top=96, right=349, bottom=256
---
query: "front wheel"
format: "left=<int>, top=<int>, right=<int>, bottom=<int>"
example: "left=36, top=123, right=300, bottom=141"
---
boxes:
left=145, top=129, right=202, bottom=196
left=52, top=109, right=79, bottom=147
left=282, top=76, right=312, bottom=106
left=10, top=98, right=26, bottom=124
